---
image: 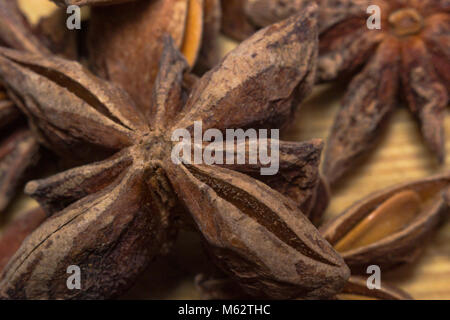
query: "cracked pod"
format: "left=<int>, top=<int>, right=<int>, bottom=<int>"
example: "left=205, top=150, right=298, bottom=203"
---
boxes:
left=320, top=173, right=450, bottom=273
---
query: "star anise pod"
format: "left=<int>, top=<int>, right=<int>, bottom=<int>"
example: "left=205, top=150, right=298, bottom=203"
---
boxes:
left=320, top=172, right=450, bottom=273
left=221, top=0, right=450, bottom=187
left=194, top=172, right=450, bottom=300
left=0, top=7, right=351, bottom=299
left=318, top=0, right=450, bottom=186
left=0, top=1, right=327, bottom=223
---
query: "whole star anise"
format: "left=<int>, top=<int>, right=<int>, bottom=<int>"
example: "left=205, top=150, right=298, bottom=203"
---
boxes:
left=195, top=172, right=450, bottom=300
left=317, top=0, right=450, bottom=186
left=221, top=0, right=449, bottom=186
left=0, top=7, right=351, bottom=299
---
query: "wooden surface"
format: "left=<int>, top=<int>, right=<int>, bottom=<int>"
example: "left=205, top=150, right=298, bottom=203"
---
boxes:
left=1, top=0, right=448, bottom=300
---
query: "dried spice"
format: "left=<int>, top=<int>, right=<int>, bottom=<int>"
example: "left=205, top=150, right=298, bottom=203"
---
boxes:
left=0, top=3, right=43, bottom=212
left=0, top=8, right=350, bottom=299
left=0, top=86, right=40, bottom=214
left=193, top=173, right=450, bottom=300
left=0, top=207, right=47, bottom=273
left=0, top=1, right=81, bottom=212
left=0, top=125, right=40, bottom=212
left=320, top=172, right=450, bottom=273
left=0, top=3, right=323, bottom=220
left=319, top=0, right=450, bottom=186
left=222, top=0, right=450, bottom=186
left=79, top=0, right=223, bottom=113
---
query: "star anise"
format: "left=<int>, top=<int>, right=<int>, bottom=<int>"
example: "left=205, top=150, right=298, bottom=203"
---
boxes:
left=0, top=1, right=69, bottom=212
left=195, top=172, right=450, bottom=300
left=317, top=0, right=450, bottom=186
left=320, top=172, right=450, bottom=274
left=220, top=0, right=450, bottom=185
left=227, top=0, right=450, bottom=186
left=0, top=7, right=352, bottom=299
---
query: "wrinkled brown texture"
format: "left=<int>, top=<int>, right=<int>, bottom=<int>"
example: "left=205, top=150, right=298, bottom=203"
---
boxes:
left=221, top=0, right=315, bottom=40
left=0, top=207, right=47, bottom=273
left=0, top=1, right=59, bottom=212
left=88, top=0, right=190, bottom=113
left=0, top=8, right=349, bottom=299
left=0, top=47, right=145, bottom=160
left=166, top=162, right=348, bottom=299
left=175, top=4, right=318, bottom=130
left=211, top=139, right=328, bottom=222
left=225, top=0, right=450, bottom=186
left=0, top=129, right=40, bottom=212
left=1, top=166, right=175, bottom=299
left=323, top=38, right=401, bottom=184
left=88, top=0, right=221, bottom=112
left=317, top=0, right=450, bottom=185
left=320, top=173, right=450, bottom=273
